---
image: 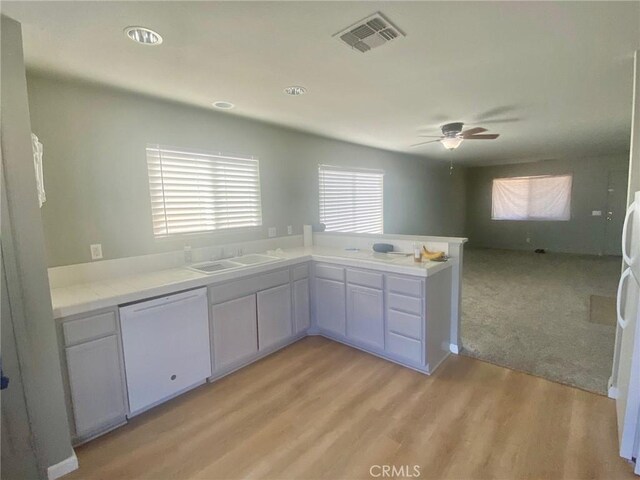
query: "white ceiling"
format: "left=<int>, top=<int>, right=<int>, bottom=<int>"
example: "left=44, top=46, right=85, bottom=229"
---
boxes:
left=4, top=1, right=640, bottom=165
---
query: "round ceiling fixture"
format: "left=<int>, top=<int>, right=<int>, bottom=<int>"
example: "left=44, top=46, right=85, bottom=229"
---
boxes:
left=124, top=26, right=163, bottom=45
left=284, top=86, right=307, bottom=96
left=212, top=101, right=235, bottom=110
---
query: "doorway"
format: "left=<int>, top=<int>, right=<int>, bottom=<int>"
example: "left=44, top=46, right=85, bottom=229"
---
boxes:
left=605, top=169, right=629, bottom=256
left=461, top=162, right=629, bottom=394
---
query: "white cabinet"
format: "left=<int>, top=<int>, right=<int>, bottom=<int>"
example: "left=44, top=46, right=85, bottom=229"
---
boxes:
left=66, top=335, right=127, bottom=437
left=385, top=274, right=426, bottom=366
left=211, top=294, right=258, bottom=371
left=257, top=284, right=293, bottom=351
left=347, top=284, right=384, bottom=349
left=316, top=277, right=346, bottom=336
left=293, top=278, right=310, bottom=333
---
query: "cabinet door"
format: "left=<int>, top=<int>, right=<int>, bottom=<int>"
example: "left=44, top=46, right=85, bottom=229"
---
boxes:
left=66, top=335, right=127, bottom=436
left=316, top=278, right=346, bottom=336
left=257, top=284, right=293, bottom=351
left=212, top=295, right=258, bottom=371
left=347, top=285, right=384, bottom=349
left=293, top=278, right=310, bottom=333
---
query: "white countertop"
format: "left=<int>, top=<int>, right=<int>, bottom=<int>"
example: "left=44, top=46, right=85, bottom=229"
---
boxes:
left=50, top=246, right=453, bottom=319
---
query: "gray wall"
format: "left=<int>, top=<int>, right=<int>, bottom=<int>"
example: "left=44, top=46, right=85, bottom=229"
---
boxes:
left=465, top=155, right=629, bottom=255
left=1, top=15, right=74, bottom=475
left=26, top=74, right=466, bottom=267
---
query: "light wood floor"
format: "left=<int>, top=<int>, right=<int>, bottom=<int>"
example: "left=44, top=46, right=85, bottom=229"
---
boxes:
left=67, top=337, right=636, bottom=480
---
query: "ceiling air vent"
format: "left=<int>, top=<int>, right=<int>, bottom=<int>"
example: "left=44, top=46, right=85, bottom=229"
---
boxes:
left=334, top=12, right=405, bottom=53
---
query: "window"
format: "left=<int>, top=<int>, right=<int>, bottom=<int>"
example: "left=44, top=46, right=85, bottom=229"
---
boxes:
left=146, top=144, right=262, bottom=237
left=319, top=165, right=384, bottom=234
left=491, top=174, right=572, bottom=221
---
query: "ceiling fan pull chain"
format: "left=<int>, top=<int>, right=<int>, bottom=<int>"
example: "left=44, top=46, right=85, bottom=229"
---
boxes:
left=450, top=158, right=454, bottom=175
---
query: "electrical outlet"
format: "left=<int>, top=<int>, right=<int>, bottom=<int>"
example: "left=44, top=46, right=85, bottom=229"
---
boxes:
left=90, top=243, right=103, bottom=260
left=287, top=225, right=293, bottom=235
left=268, top=227, right=276, bottom=238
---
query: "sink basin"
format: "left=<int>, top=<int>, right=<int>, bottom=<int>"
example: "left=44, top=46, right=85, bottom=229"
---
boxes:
left=188, top=260, right=242, bottom=274
left=232, top=254, right=280, bottom=265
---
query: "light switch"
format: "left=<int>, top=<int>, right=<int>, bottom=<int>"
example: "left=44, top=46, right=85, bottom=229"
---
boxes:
left=90, top=244, right=103, bottom=260
left=268, top=227, right=276, bottom=238
left=287, top=225, right=293, bottom=235
left=592, top=210, right=602, bottom=217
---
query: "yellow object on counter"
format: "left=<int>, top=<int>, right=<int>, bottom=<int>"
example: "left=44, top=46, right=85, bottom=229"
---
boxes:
left=422, top=245, right=445, bottom=261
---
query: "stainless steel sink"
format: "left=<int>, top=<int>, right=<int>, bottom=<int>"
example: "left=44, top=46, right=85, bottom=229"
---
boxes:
left=188, top=260, right=242, bottom=274
left=232, top=254, right=280, bottom=265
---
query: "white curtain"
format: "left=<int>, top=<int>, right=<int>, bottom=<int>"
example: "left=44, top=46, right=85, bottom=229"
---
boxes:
left=492, top=174, right=572, bottom=221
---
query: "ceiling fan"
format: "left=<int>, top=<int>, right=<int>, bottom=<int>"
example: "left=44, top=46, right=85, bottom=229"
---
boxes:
left=411, top=122, right=500, bottom=150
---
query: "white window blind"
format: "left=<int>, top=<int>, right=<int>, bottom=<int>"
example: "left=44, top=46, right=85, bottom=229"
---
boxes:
left=492, top=174, right=572, bottom=221
left=319, top=165, right=384, bottom=234
left=146, top=144, right=262, bottom=237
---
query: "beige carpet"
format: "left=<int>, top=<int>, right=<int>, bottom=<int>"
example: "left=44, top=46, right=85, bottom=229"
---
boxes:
left=461, top=248, right=621, bottom=394
left=589, top=295, right=617, bottom=326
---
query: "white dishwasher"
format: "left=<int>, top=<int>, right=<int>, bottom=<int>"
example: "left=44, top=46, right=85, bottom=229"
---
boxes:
left=120, top=287, right=211, bottom=416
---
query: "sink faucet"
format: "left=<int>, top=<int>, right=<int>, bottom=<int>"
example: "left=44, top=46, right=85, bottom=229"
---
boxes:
left=212, top=247, right=243, bottom=261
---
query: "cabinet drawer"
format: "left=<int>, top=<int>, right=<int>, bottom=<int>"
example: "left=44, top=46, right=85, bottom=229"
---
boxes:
left=387, top=275, right=422, bottom=298
left=388, top=293, right=422, bottom=316
left=347, top=269, right=383, bottom=289
left=387, top=309, right=422, bottom=340
left=386, top=331, right=423, bottom=365
left=210, top=269, right=289, bottom=303
left=315, top=263, right=344, bottom=282
left=292, top=263, right=309, bottom=281
left=63, top=311, right=117, bottom=346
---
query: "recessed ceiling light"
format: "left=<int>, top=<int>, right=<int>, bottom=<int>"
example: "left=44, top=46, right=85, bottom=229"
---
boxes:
left=212, top=101, right=235, bottom=110
left=284, top=86, right=307, bottom=96
left=124, top=26, right=163, bottom=45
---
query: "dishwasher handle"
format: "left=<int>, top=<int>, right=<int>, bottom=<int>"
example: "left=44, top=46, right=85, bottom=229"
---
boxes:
left=121, top=288, right=206, bottom=315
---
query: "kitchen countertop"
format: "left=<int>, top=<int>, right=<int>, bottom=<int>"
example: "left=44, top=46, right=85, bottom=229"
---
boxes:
left=50, top=246, right=454, bottom=319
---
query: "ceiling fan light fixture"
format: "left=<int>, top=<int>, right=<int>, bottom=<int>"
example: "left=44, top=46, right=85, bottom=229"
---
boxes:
left=440, top=137, right=463, bottom=150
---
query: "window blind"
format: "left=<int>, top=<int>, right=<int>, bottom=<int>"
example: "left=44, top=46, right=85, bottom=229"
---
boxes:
left=146, top=145, right=262, bottom=237
left=318, top=165, right=384, bottom=234
left=491, top=174, right=572, bottom=221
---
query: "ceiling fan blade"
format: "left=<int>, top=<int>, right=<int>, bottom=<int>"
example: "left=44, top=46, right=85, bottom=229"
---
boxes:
left=410, top=140, right=440, bottom=147
left=476, top=118, right=520, bottom=125
left=417, top=135, right=443, bottom=138
left=461, top=127, right=487, bottom=137
left=465, top=134, right=500, bottom=140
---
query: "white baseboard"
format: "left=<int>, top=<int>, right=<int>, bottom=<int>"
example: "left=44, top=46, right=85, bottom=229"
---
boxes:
left=449, top=343, right=459, bottom=354
left=608, top=386, right=619, bottom=399
left=47, top=451, right=78, bottom=480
